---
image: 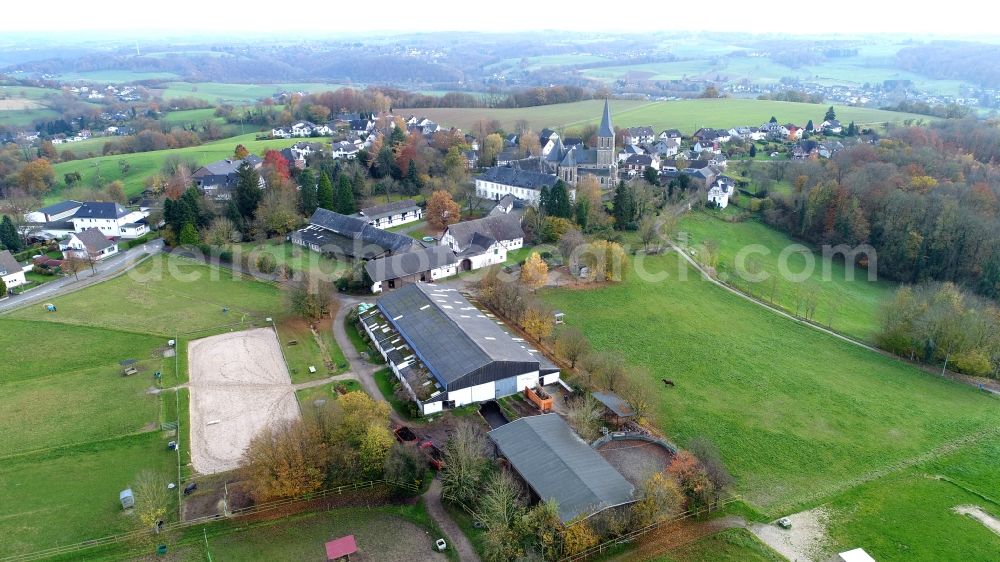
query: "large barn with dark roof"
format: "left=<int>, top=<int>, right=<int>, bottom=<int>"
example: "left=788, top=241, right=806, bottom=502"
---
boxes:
left=359, top=283, right=560, bottom=415
left=290, top=208, right=415, bottom=260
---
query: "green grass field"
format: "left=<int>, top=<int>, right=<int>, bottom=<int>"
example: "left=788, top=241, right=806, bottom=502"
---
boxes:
left=237, top=241, right=349, bottom=281
left=678, top=211, right=897, bottom=341
left=275, top=317, right=348, bottom=384
left=0, top=106, right=61, bottom=127
left=656, top=528, right=784, bottom=562
left=406, top=99, right=927, bottom=136
left=10, top=255, right=283, bottom=336
left=541, top=251, right=1000, bottom=517
left=156, top=81, right=352, bottom=103
left=48, top=132, right=314, bottom=200
left=159, top=107, right=226, bottom=126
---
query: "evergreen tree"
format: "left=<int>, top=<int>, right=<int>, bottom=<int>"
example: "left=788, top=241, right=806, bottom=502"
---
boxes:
left=335, top=175, right=356, bottom=214
left=317, top=172, right=335, bottom=210
left=179, top=222, right=200, bottom=245
left=298, top=169, right=318, bottom=215
left=352, top=170, right=366, bottom=198
left=234, top=162, right=263, bottom=219
left=574, top=197, right=590, bottom=230
left=643, top=166, right=659, bottom=186
left=824, top=106, right=837, bottom=121
left=389, top=125, right=407, bottom=146
left=613, top=181, right=636, bottom=231
left=538, top=186, right=551, bottom=215
left=405, top=161, right=421, bottom=194
left=546, top=180, right=573, bottom=218
left=806, top=119, right=814, bottom=132
left=749, top=144, right=757, bottom=158
left=769, top=116, right=778, bottom=124
left=847, top=121, right=857, bottom=136
left=181, top=187, right=211, bottom=228
left=226, top=200, right=245, bottom=233
left=0, top=215, right=24, bottom=252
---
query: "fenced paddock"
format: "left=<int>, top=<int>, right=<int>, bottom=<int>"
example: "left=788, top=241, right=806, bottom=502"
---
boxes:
left=188, top=328, right=299, bottom=474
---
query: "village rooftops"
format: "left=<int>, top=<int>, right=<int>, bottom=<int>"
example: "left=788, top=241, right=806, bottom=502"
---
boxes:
left=360, top=199, right=420, bottom=221
left=0, top=250, right=22, bottom=277
left=444, top=213, right=523, bottom=251
left=477, top=167, right=559, bottom=191
left=72, top=202, right=130, bottom=220
left=74, top=228, right=116, bottom=253
left=488, top=414, right=635, bottom=523
left=376, top=283, right=556, bottom=391
left=305, top=208, right=413, bottom=254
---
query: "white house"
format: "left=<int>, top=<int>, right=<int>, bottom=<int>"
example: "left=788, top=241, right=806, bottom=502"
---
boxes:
left=0, top=250, right=26, bottom=292
left=650, top=138, right=680, bottom=157
left=331, top=141, right=360, bottom=160
left=440, top=214, right=522, bottom=271
left=61, top=228, right=119, bottom=261
left=360, top=284, right=560, bottom=415
left=359, top=199, right=423, bottom=229
left=69, top=202, right=149, bottom=239
left=474, top=167, right=561, bottom=205
left=624, top=126, right=656, bottom=146
left=707, top=178, right=736, bottom=209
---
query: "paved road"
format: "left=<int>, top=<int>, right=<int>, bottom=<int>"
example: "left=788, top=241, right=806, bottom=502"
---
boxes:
left=0, top=239, right=164, bottom=314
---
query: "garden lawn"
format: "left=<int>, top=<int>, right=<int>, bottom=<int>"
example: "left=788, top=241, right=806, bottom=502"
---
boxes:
left=408, top=99, right=926, bottom=136
left=540, top=251, right=1000, bottom=515
left=9, top=254, right=284, bottom=336
left=295, top=380, right=362, bottom=408
left=48, top=132, right=313, bottom=200
left=203, top=504, right=454, bottom=562
left=678, top=211, right=897, bottom=341
left=655, top=528, right=784, bottom=562
left=274, top=317, right=348, bottom=384
left=237, top=240, right=349, bottom=281
left=0, top=432, right=178, bottom=558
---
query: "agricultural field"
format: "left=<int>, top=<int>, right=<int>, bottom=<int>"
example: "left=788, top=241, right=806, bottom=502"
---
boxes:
left=677, top=211, right=897, bottom=341
left=48, top=132, right=314, bottom=200
left=0, top=106, right=60, bottom=127
left=159, top=107, right=227, bottom=127
left=540, top=250, right=1000, bottom=552
left=155, top=81, right=353, bottom=103
left=407, top=98, right=926, bottom=136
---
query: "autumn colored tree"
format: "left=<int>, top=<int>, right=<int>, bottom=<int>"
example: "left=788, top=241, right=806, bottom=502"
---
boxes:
left=477, top=470, right=527, bottom=562
left=241, top=417, right=329, bottom=502
left=520, top=252, right=549, bottom=291
left=441, top=420, right=489, bottom=507
left=667, top=451, right=716, bottom=509
left=579, top=240, right=629, bottom=283
left=426, top=190, right=460, bottom=231
left=105, top=181, right=126, bottom=204
left=17, top=158, right=55, bottom=195
left=234, top=144, right=249, bottom=159
left=254, top=189, right=300, bottom=237
left=521, top=302, right=555, bottom=341
left=518, top=130, right=541, bottom=157
left=631, top=472, right=684, bottom=527
left=480, top=133, right=503, bottom=167
left=562, top=519, right=600, bottom=556
left=263, top=149, right=290, bottom=180
left=555, top=326, right=590, bottom=369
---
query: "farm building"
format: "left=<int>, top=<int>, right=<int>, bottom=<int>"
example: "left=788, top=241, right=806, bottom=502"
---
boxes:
left=359, top=283, right=559, bottom=415
left=364, top=245, right=458, bottom=293
left=474, top=166, right=559, bottom=205
left=591, top=391, right=637, bottom=428
left=488, top=414, right=636, bottom=523
left=358, top=199, right=423, bottom=229
left=440, top=213, right=523, bottom=271
left=191, top=156, right=265, bottom=199
left=61, top=228, right=119, bottom=261
left=290, top=208, right=415, bottom=260
left=0, top=250, right=25, bottom=291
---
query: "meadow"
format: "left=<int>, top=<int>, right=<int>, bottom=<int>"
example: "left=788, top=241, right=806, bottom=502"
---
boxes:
left=677, top=210, right=897, bottom=341
left=48, top=132, right=313, bottom=200
left=155, top=81, right=354, bottom=103
left=656, top=528, right=784, bottom=562
left=407, top=98, right=926, bottom=136
left=540, top=251, right=1000, bottom=519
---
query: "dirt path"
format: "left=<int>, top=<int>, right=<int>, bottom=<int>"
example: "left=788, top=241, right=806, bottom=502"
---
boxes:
left=609, top=515, right=746, bottom=562
left=954, top=505, right=1000, bottom=537
left=750, top=507, right=830, bottom=562
left=291, top=372, right=359, bottom=390
left=424, top=477, right=481, bottom=562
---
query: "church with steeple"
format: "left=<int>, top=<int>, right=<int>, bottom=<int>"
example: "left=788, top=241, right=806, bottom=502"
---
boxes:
left=552, top=99, right=618, bottom=187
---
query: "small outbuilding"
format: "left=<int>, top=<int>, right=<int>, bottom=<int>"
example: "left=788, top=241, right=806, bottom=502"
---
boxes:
left=325, top=534, right=358, bottom=561
left=836, top=548, right=876, bottom=562
left=119, top=488, right=135, bottom=509
left=591, top=391, right=636, bottom=427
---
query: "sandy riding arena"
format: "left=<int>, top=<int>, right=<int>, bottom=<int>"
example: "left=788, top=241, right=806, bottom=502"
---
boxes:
left=188, top=328, right=300, bottom=474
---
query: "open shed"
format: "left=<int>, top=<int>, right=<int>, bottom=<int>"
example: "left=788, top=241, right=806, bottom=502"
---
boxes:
left=591, top=391, right=636, bottom=427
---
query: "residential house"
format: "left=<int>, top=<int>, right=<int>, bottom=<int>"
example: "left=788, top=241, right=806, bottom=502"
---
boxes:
left=0, top=250, right=25, bottom=292
left=290, top=208, right=414, bottom=260
left=364, top=245, right=458, bottom=293
left=441, top=213, right=524, bottom=271
left=331, top=140, right=360, bottom=160
left=359, top=199, right=423, bottom=229
left=659, top=129, right=682, bottom=141
left=821, top=120, right=843, bottom=134
left=489, top=194, right=515, bottom=216
left=707, top=177, right=736, bottom=208
left=191, top=156, right=265, bottom=200
left=475, top=167, right=561, bottom=205
left=623, top=154, right=657, bottom=176
left=359, top=284, right=560, bottom=415
left=650, top=138, right=680, bottom=157
left=624, top=126, right=656, bottom=146
left=693, top=128, right=731, bottom=144
left=68, top=202, right=149, bottom=239
left=618, top=144, right=645, bottom=163
left=61, top=228, right=119, bottom=261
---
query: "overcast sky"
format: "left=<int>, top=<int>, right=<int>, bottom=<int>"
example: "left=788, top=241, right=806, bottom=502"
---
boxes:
left=2, top=0, right=997, bottom=36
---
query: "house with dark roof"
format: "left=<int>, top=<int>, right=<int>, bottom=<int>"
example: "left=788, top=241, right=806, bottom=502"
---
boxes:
left=474, top=167, right=560, bottom=205
left=488, top=414, right=635, bottom=523
left=61, top=228, right=119, bottom=261
left=192, top=156, right=265, bottom=200
left=364, top=245, right=458, bottom=293
left=358, top=199, right=423, bottom=229
left=0, top=250, right=25, bottom=292
left=26, top=200, right=82, bottom=223
left=290, top=208, right=414, bottom=260
left=359, top=283, right=560, bottom=415
left=624, top=126, right=655, bottom=146
left=68, top=202, right=148, bottom=239
left=441, top=213, right=523, bottom=271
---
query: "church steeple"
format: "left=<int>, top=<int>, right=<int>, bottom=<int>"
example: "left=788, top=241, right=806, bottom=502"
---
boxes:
left=598, top=98, right=614, bottom=138
left=596, top=98, right=615, bottom=167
